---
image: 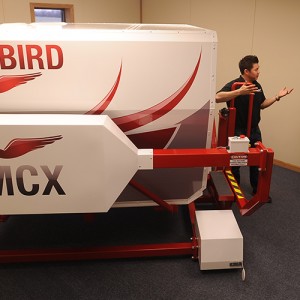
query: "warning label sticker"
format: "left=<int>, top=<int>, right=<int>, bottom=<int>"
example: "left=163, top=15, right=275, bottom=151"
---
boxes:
left=230, top=154, right=248, bottom=166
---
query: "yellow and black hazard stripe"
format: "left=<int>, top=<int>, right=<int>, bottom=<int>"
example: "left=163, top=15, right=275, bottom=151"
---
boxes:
left=225, top=170, right=245, bottom=199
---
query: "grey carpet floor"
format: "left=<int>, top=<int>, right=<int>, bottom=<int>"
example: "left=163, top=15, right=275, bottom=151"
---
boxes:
left=0, top=165, right=299, bottom=300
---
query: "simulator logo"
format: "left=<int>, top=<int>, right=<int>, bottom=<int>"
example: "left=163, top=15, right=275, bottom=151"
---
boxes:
left=0, top=72, right=41, bottom=93
left=0, top=135, right=62, bottom=159
left=0, top=44, right=63, bottom=70
left=0, top=44, right=64, bottom=92
left=0, top=135, right=65, bottom=196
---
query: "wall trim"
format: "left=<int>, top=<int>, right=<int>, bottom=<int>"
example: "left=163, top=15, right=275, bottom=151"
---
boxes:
left=273, top=159, right=300, bottom=173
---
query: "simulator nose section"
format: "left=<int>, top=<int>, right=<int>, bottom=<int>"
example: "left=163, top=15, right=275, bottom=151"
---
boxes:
left=0, top=114, right=144, bottom=214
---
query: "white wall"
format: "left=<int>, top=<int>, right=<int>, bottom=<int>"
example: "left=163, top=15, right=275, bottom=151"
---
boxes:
left=142, top=0, right=300, bottom=168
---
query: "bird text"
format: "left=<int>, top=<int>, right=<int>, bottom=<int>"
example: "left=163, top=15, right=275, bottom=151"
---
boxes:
left=0, top=44, right=63, bottom=70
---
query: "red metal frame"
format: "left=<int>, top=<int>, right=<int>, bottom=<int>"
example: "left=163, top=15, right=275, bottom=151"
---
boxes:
left=129, top=179, right=176, bottom=213
left=153, top=147, right=270, bottom=169
left=0, top=242, right=195, bottom=264
left=153, top=144, right=273, bottom=216
left=0, top=137, right=273, bottom=263
left=0, top=147, right=273, bottom=263
left=0, top=201, right=198, bottom=263
left=0, top=82, right=273, bottom=263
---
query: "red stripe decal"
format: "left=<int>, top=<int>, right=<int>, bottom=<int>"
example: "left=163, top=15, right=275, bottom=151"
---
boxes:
left=86, top=63, right=122, bottom=115
left=113, top=53, right=201, bottom=132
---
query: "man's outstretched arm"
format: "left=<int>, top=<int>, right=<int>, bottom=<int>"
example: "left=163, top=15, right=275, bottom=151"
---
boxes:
left=261, top=87, right=293, bottom=109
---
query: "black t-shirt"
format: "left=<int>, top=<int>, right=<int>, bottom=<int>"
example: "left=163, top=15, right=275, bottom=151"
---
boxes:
left=218, top=76, right=266, bottom=129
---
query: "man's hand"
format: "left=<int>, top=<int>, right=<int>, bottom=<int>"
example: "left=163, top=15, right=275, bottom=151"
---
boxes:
left=216, top=82, right=261, bottom=103
left=239, top=82, right=260, bottom=96
left=277, top=87, right=294, bottom=99
left=261, top=86, right=294, bottom=109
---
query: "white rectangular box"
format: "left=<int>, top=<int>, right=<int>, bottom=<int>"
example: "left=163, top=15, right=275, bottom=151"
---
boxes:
left=195, top=210, right=243, bottom=270
left=228, top=136, right=250, bottom=153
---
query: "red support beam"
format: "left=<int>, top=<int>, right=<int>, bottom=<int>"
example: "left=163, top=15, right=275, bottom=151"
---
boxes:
left=153, top=147, right=272, bottom=169
left=227, top=107, right=236, bottom=138
left=0, top=242, right=194, bottom=264
left=129, top=179, right=176, bottom=213
left=153, top=143, right=274, bottom=216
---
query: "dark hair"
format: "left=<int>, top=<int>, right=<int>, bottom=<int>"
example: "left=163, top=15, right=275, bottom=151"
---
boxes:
left=239, top=55, right=259, bottom=74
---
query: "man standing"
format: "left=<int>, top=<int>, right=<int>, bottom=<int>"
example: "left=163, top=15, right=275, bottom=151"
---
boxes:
left=215, top=55, right=293, bottom=194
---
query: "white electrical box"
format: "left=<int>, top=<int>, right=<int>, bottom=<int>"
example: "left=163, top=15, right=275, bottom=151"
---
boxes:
left=195, top=210, right=243, bottom=270
left=228, top=136, right=249, bottom=153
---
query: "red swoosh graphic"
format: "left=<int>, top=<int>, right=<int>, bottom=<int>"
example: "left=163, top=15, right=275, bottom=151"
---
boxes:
left=127, top=127, right=177, bottom=149
left=0, top=73, right=42, bottom=93
left=85, top=63, right=122, bottom=115
left=0, top=135, right=62, bottom=159
left=112, top=53, right=202, bottom=132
